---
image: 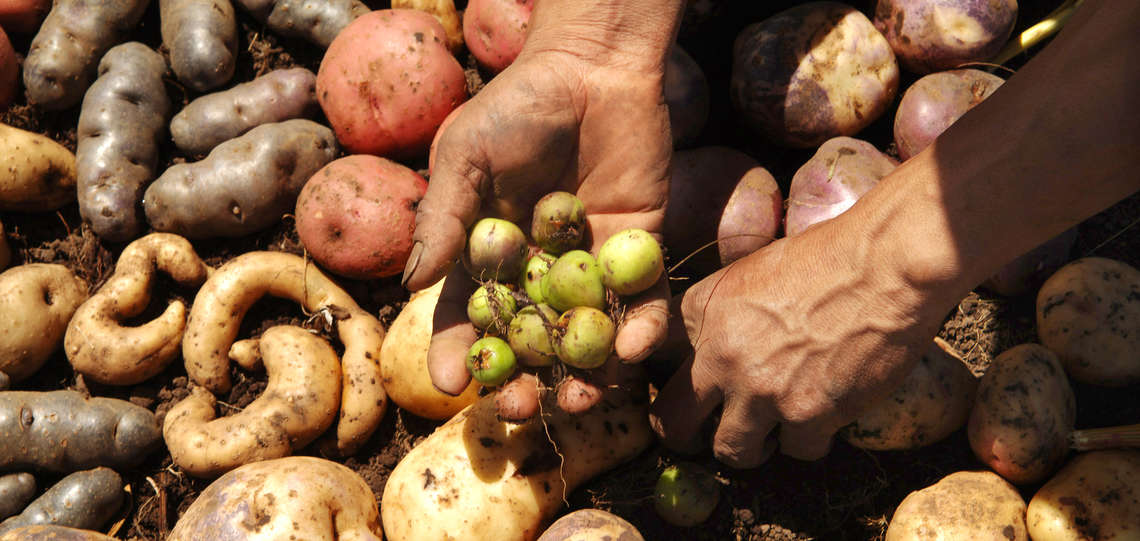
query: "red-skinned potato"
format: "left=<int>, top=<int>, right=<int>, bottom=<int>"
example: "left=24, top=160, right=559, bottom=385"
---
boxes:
left=463, top=0, right=534, bottom=73
left=665, top=45, right=709, bottom=149
left=0, top=27, right=15, bottom=107
left=874, top=0, right=1018, bottom=74
left=785, top=136, right=897, bottom=237
left=894, top=68, right=1005, bottom=161
left=0, top=0, right=50, bottom=34
left=317, top=9, right=467, bottom=159
left=297, top=155, right=427, bottom=279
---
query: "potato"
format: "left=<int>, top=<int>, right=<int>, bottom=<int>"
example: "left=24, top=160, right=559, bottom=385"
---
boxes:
left=392, top=0, right=462, bottom=52
left=981, top=228, right=1076, bottom=297
left=968, top=344, right=1075, bottom=485
left=666, top=146, right=782, bottom=278
left=1026, top=450, right=1140, bottom=541
left=665, top=45, right=709, bottom=149
left=885, top=470, right=1028, bottom=541
left=183, top=251, right=386, bottom=455
left=842, top=338, right=977, bottom=451
left=0, top=124, right=77, bottom=212
left=785, top=136, right=898, bottom=237
left=318, top=9, right=467, bottom=159
left=168, top=456, right=381, bottom=540
left=894, top=69, right=1005, bottom=161
left=296, top=155, right=427, bottom=279
left=76, top=42, right=171, bottom=242
left=0, top=264, right=87, bottom=383
left=170, top=67, right=318, bottom=156
left=382, top=382, right=653, bottom=541
left=65, top=234, right=210, bottom=385
left=0, top=0, right=50, bottom=34
left=165, top=326, right=342, bottom=477
left=0, top=525, right=118, bottom=541
left=233, top=0, right=369, bottom=48
left=0, top=391, right=160, bottom=472
left=0, top=473, right=35, bottom=521
left=463, top=0, right=533, bottom=73
left=536, top=509, right=644, bottom=541
left=1036, top=257, right=1140, bottom=386
left=380, top=279, right=481, bottom=420
left=22, top=0, right=149, bottom=110
left=874, top=0, right=1018, bottom=74
left=0, top=468, right=122, bottom=534
left=0, top=27, right=15, bottom=107
left=160, top=0, right=237, bottom=92
left=144, top=119, right=338, bottom=239
left=731, top=2, right=899, bottom=148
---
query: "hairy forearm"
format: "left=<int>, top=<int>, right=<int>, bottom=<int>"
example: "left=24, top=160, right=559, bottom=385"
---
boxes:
left=849, top=0, right=1140, bottom=310
left=522, top=0, right=684, bottom=72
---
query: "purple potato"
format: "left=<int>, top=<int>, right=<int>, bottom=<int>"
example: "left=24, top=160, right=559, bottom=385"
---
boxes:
left=160, top=0, right=238, bottom=92
left=785, top=137, right=898, bottom=237
left=894, top=68, right=1005, bottom=161
left=981, top=228, right=1076, bottom=297
left=665, top=45, right=710, bottom=149
left=731, top=2, right=899, bottom=148
left=874, top=0, right=1018, bottom=74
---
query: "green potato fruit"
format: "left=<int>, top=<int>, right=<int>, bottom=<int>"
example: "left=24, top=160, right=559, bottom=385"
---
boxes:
left=519, top=251, right=557, bottom=304
left=654, top=462, right=721, bottom=527
left=531, top=191, right=586, bottom=254
left=466, top=283, right=518, bottom=334
left=598, top=228, right=664, bottom=296
left=507, top=304, right=559, bottom=367
left=552, top=306, right=615, bottom=369
left=464, top=218, right=528, bottom=281
left=541, top=250, right=606, bottom=312
left=466, top=336, right=517, bottom=387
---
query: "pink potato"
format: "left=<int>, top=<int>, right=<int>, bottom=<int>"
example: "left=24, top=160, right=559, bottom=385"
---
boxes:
left=0, top=26, right=14, bottom=107
left=295, top=155, right=427, bottom=279
left=666, top=146, right=782, bottom=278
left=317, top=9, right=467, bottom=159
left=731, top=2, right=899, bottom=148
left=0, top=0, right=49, bottom=34
left=874, top=0, right=1018, bottom=74
left=665, top=45, right=710, bottom=149
left=894, top=68, right=1004, bottom=161
left=785, top=136, right=897, bottom=237
left=463, top=0, right=534, bottom=73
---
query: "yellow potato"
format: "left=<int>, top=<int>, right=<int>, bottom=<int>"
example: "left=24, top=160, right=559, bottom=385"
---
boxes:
left=380, top=278, right=480, bottom=420
left=536, top=509, right=644, bottom=541
left=886, top=470, right=1028, bottom=541
left=1027, top=450, right=1140, bottom=541
left=0, top=264, right=87, bottom=383
left=391, top=0, right=463, bottom=52
left=0, top=123, right=77, bottom=211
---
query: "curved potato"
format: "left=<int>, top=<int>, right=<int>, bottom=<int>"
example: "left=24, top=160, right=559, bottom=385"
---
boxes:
left=0, top=525, right=118, bottom=541
left=144, top=119, right=338, bottom=239
left=0, top=468, right=122, bottom=534
left=65, top=233, right=210, bottom=385
left=233, top=0, right=369, bottom=48
left=168, top=456, right=381, bottom=541
left=1027, top=450, right=1140, bottom=541
left=184, top=251, right=385, bottom=455
left=160, top=0, right=238, bottom=92
left=885, top=470, right=1027, bottom=541
left=0, top=124, right=77, bottom=212
left=165, top=326, right=341, bottom=477
left=0, top=473, right=35, bottom=521
left=76, top=42, right=171, bottom=242
left=537, top=509, right=644, bottom=541
left=0, top=264, right=87, bottom=383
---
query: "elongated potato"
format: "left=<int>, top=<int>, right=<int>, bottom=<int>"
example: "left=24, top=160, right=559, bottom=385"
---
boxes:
left=0, top=124, right=77, bottom=212
left=0, top=468, right=122, bottom=534
left=144, top=119, right=338, bottom=239
left=537, top=509, right=644, bottom=541
left=1026, top=450, right=1140, bottom=541
left=0, top=473, right=35, bottom=521
left=168, top=456, right=381, bottom=541
left=381, top=279, right=481, bottom=420
left=160, top=0, right=237, bottom=92
left=382, top=381, right=653, bottom=541
left=165, top=326, right=341, bottom=477
left=76, top=42, right=171, bottom=242
left=0, top=525, right=118, bottom=541
left=0, top=264, right=87, bottom=383
left=885, top=470, right=1027, bottom=541
left=65, top=234, right=210, bottom=385
left=23, top=0, right=149, bottom=110
left=170, top=68, right=318, bottom=156
left=0, top=391, right=161, bottom=472
left=233, top=0, right=370, bottom=48
left=184, top=251, right=385, bottom=455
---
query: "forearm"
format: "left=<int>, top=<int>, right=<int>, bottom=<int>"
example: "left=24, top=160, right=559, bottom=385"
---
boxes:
left=521, top=0, right=684, bottom=72
left=851, top=0, right=1140, bottom=310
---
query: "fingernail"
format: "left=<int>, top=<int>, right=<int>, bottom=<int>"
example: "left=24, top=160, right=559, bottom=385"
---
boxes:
left=401, top=241, right=423, bottom=288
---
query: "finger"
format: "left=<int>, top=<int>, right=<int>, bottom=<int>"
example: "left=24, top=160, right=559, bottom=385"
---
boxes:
left=712, top=398, right=778, bottom=469
left=427, top=267, right=480, bottom=396
left=495, top=373, right=542, bottom=422
left=778, top=423, right=837, bottom=461
left=555, top=376, right=603, bottom=415
left=649, top=353, right=723, bottom=454
left=614, top=274, right=670, bottom=363
left=403, top=120, right=490, bottom=291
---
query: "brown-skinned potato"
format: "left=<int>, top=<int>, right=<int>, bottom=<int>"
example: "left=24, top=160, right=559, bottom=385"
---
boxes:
left=65, top=233, right=210, bottom=385
left=232, top=0, right=370, bottom=48
left=183, top=251, right=385, bottom=455
left=0, top=124, right=77, bottom=212
left=160, top=0, right=238, bottom=92
left=0, top=525, right=118, bottom=541
left=0, top=473, right=35, bottom=521
left=0, top=264, right=87, bottom=383
left=886, top=470, right=1028, bottom=540
left=0, top=468, right=122, bottom=534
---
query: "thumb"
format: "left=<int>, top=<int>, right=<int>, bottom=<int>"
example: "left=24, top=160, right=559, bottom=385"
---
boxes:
left=402, top=122, right=491, bottom=291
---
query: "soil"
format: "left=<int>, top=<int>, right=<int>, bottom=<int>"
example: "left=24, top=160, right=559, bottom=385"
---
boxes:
left=2, top=1, right=1137, bottom=540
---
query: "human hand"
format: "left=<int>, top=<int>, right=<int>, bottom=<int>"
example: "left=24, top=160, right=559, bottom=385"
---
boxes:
left=401, top=44, right=673, bottom=420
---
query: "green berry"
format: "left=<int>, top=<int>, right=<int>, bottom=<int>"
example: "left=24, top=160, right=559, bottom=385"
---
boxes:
left=466, top=283, right=518, bottom=334
left=552, top=306, right=615, bottom=369
left=598, top=228, right=664, bottom=296
left=464, top=218, right=528, bottom=281
left=541, top=250, right=606, bottom=312
left=519, top=251, right=557, bottom=304
left=654, top=463, right=721, bottom=527
left=507, top=304, right=559, bottom=367
left=465, top=337, right=517, bottom=387
left=531, top=191, right=587, bottom=254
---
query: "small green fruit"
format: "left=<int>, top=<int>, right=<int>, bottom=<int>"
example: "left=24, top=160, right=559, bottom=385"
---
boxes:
left=654, top=463, right=721, bottom=527
left=464, top=218, right=529, bottom=281
left=507, top=304, right=559, bottom=367
left=466, top=283, right=518, bottom=334
left=598, top=228, right=664, bottom=296
left=541, top=250, right=606, bottom=312
left=552, top=306, right=615, bottom=369
left=519, top=252, right=557, bottom=304
left=465, top=336, right=517, bottom=387
left=531, top=191, right=587, bottom=254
